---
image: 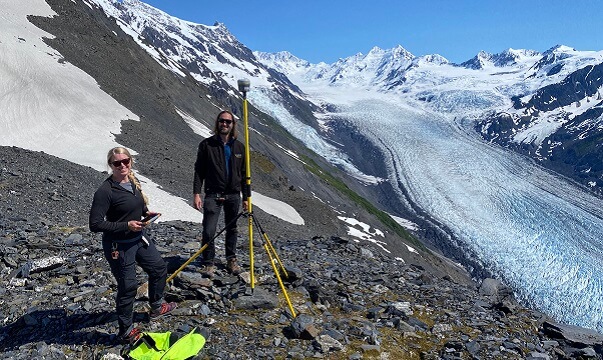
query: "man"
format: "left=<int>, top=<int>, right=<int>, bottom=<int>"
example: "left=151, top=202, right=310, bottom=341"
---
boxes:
left=193, top=110, right=248, bottom=276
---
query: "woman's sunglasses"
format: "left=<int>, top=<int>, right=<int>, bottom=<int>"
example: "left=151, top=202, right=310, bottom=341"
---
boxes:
left=111, top=158, right=131, bottom=167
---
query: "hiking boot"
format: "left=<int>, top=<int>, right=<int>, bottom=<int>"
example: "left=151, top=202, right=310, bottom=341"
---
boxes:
left=226, top=258, right=241, bottom=275
left=150, top=302, right=177, bottom=319
left=118, top=326, right=142, bottom=344
left=201, top=264, right=217, bottom=278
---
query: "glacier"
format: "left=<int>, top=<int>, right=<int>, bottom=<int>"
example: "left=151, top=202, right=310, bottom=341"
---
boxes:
left=242, top=67, right=603, bottom=331
left=327, top=94, right=603, bottom=332
left=253, top=46, right=603, bottom=333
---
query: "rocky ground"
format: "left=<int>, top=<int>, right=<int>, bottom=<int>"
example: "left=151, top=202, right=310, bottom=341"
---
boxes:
left=2, top=145, right=603, bottom=360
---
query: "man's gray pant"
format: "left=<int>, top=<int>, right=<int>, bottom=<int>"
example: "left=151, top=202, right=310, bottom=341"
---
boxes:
left=201, top=193, right=241, bottom=263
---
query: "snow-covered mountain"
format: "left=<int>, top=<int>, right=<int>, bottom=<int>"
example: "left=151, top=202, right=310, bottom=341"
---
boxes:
left=480, top=49, right=603, bottom=188
left=7, top=0, right=603, bottom=337
left=460, top=48, right=541, bottom=69
left=258, top=43, right=603, bottom=193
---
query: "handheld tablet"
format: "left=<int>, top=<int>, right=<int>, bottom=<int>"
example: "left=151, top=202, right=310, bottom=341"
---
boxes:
left=141, top=213, right=161, bottom=226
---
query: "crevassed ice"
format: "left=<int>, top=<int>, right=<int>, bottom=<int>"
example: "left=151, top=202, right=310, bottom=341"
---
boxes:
left=341, top=97, right=603, bottom=332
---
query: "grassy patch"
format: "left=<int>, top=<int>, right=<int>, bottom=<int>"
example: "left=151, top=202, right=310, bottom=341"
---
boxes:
left=251, top=151, right=276, bottom=174
left=52, top=225, right=88, bottom=233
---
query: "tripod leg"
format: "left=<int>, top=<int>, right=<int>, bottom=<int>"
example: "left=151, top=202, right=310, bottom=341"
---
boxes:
left=252, top=215, right=289, bottom=278
left=248, top=209, right=255, bottom=288
left=263, top=242, right=297, bottom=318
left=166, top=243, right=208, bottom=283
left=167, top=211, right=245, bottom=283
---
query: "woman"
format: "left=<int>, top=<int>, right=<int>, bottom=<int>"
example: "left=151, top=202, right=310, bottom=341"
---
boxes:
left=89, top=147, right=176, bottom=343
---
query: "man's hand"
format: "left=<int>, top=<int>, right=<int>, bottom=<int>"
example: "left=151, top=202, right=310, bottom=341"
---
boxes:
left=242, top=200, right=249, bottom=212
left=193, top=193, right=203, bottom=211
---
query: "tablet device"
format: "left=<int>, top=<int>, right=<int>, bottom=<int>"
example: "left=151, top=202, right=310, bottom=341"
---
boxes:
left=141, top=213, right=161, bottom=226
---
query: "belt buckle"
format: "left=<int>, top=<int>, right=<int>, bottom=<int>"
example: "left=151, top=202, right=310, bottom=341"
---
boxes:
left=111, top=243, right=119, bottom=259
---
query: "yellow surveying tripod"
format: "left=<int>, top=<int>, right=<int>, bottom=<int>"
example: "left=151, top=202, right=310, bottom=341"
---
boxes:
left=148, top=80, right=297, bottom=318
left=237, top=79, right=296, bottom=318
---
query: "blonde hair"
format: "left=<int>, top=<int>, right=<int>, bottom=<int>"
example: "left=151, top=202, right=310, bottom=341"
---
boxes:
left=107, top=147, right=149, bottom=205
left=213, top=110, right=238, bottom=139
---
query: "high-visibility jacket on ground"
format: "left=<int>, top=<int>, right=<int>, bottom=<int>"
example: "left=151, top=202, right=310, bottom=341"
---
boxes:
left=125, top=327, right=207, bottom=360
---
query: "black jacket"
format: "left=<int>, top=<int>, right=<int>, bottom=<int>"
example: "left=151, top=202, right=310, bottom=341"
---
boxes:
left=89, top=177, right=148, bottom=242
left=193, top=135, right=247, bottom=195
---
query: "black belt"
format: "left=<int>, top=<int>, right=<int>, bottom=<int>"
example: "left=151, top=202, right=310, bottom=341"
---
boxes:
left=205, top=192, right=238, bottom=196
left=205, top=192, right=239, bottom=201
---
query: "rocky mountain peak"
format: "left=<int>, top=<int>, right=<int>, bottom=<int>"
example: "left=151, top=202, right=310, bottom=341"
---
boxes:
left=544, top=44, right=577, bottom=55
left=461, top=48, right=540, bottom=69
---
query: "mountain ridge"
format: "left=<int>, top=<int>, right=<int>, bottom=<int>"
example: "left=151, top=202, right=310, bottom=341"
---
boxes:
left=254, top=41, right=603, bottom=195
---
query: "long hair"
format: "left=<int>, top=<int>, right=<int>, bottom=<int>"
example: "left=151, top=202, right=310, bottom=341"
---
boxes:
left=106, top=147, right=149, bottom=205
left=212, top=110, right=238, bottom=139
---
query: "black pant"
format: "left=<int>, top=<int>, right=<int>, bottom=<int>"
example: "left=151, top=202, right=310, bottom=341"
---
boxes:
left=201, top=193, right=240, bottom=263
left=103, top=238, right=167, bottom=335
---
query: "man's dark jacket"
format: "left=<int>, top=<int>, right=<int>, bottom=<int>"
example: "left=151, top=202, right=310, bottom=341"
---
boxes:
left=193, top=135, right=247, bottom=195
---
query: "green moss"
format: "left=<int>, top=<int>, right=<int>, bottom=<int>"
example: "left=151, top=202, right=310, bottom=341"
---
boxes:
left=52, top=225, right=87, bottom=233
left=250, top=151, right=276, bottom=174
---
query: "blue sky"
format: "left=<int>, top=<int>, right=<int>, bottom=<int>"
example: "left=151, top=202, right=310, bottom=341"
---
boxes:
left=142, top=0, right=600, bottom=64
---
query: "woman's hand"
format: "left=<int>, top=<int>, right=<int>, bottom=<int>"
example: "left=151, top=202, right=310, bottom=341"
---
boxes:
left=127, top=220, right=144, bottom=232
